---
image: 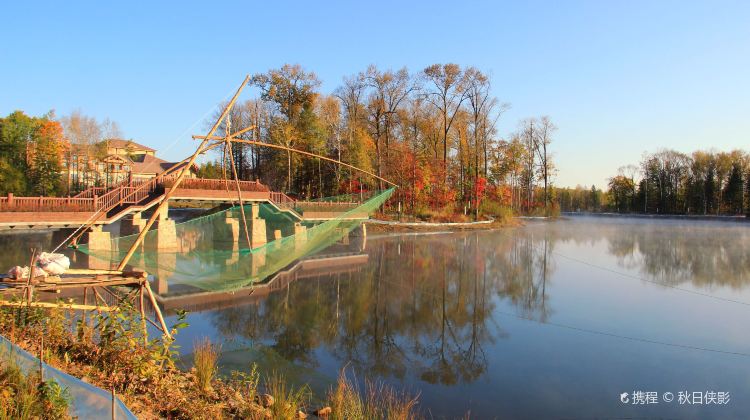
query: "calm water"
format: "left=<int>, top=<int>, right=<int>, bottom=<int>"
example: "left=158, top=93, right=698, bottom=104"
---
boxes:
left=3, top=216, right=750, bottom=418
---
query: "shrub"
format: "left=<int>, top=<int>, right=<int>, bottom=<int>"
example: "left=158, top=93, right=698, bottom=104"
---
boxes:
left=480, top=199, right=514, bottom=222
left=0, top=357, right=71, bottom=420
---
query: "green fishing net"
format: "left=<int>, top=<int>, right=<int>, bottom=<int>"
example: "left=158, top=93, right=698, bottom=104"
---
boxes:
left=77, top=188, right=393, bottom=294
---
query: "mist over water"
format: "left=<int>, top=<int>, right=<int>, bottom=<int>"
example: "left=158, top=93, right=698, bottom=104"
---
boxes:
left=164, top=216, right=750, bottom=418
left=2, top=216, right=749, bottom=418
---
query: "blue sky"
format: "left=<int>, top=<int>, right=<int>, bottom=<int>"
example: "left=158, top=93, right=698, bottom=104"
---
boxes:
left=1, top=1, right=748, bottom=188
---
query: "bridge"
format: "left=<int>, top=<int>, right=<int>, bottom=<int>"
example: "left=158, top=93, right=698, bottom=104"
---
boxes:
left=0, top=176, right=368, bottom=231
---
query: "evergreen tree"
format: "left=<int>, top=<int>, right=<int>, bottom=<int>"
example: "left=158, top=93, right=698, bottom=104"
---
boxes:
left=724, top=163, right=744, bottom=214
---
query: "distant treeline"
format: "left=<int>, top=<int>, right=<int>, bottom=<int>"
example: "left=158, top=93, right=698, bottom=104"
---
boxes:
left=556, top=149, right=750, bottom=216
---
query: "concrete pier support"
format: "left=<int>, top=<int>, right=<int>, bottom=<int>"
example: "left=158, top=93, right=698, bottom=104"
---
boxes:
left=86, top=225, right=111, bottom=251
left=121, top=212, right=146, bottom=236
left=250, top=205, right=267, bottom=249
left=250, top=248, right=267, bottom=277
left=153, top=201, right=177, bottom=250
left=294, top=223, right=307, bottom=248
left=221, top=204, right=268, bottom=249
left=154, top=252, right=176, bottom=290
left=154, top=219, right=178, bottom=250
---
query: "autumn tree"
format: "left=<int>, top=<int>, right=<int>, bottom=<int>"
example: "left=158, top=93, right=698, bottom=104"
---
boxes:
left=253, top=64, right=322, bottom=194
left=60, top=110, right=106, bottom=192
left=28, top=119, right=66, bottom=195
left=0, top=111, right=36, bottom=194
left=423, top=63, right=469, bottom=182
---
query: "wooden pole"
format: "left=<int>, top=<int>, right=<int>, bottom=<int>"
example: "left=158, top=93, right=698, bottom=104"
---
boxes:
left=143, top=280, right=170, bottom=339
left=39, top=334, right=44, bottom=382
left=25, top=248, right=37, bottom=308
left=82, top=286, right=88, bottom=328
left=139, top=283, right=148, bottom=344
left=0, top=301, right=119, bottom=311
left=111, top=386, right=117, bottom=420
left=192, top=136, right=399, bottom=187
left=224, top=117, right=252, bottom=248
left=117, top=75, right=251, bottom=271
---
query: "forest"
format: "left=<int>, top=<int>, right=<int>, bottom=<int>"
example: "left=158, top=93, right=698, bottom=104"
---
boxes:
left=4, top=63, right=746, bottom=218
left=0, top=63, right=558, bottom=220
left=558, top=149, right=750, bottom=216
left=197, top=64, right=557, bottom=220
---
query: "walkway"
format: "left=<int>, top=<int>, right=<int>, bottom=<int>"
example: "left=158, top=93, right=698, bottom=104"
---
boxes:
left=0, top=177, right=365, bottom=229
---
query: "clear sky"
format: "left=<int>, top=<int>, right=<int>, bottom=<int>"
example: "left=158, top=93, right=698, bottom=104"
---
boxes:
left=1, top=1, right=748, bottom=188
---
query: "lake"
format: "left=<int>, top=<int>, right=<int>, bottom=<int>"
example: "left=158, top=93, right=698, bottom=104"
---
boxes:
left=2, top=216, right=750, bottom=418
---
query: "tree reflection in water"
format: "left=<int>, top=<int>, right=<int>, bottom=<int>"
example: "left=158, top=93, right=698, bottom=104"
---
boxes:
left=541, top=218, right=750, bottom=289
left=209, top=228, right=557, bottom=386
left=203, top=218, right=750, bottom=391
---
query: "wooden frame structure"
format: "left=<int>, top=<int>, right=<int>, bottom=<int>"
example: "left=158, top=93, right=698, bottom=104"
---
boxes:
left=1, top=75, right=397, bottom=340
left=0, top=268, right=172, bottom=339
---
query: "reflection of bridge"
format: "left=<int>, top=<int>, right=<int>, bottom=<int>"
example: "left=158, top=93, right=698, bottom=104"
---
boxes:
left=154, top=252, right=369, bottom=315
left=0, top=176, right=367, bottom=231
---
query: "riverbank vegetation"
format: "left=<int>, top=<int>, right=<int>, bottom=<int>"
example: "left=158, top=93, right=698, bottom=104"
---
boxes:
left=0, top=355, right=71, bottom=419
left=1, top=63, right=559, bottom=219
left=0, top=299, right=421, bottom=419
left=0, top=110, right=123, bottom=196
left=556, top=148, right=750, bottom=216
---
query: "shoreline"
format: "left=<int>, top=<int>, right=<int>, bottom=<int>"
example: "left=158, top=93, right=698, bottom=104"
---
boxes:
left=365, top=217, right=521, bottom=233
left=562, top=212, right=749, bottom=223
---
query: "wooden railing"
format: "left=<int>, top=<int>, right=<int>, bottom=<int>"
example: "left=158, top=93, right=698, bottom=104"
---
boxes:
left=0, top=195, right=97, bottom=212
left=164, top=178, right=268, bottom=192
left=72, top=187, right=106, bottom=199
left=269, top=192, right=296, bottom=209
left=0, top=177, right=160, bottom=213
left=0, top=178, right=362, bottom=216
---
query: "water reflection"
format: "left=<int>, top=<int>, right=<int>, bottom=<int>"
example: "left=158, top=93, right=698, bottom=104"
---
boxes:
left=543, top=217, right=750, bottom=288
left=3, top=217, right=750, bottom=418
left=207, top=229, right=561, bottom=386
left=202, top=218, right=750, bottom=393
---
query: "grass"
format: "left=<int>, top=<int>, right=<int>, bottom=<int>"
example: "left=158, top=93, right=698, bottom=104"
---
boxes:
left=193, top=337, right=221, bottom=394
left=263, top=370, right=312, bottom=419
left=328, top=369, right=420, bottom=420
left=0, top=356, right=71, bottom=420
left=0, top=300, right=426, bottom=419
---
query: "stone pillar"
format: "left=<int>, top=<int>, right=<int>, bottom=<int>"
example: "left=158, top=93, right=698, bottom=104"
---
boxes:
left=155, top=251, right=176, bottom=289
left=86, top=225, right=111, bottom=251
left=294, top=223, right=307, bottom=248
left=224, top=212, right=241, bottom=241
left=155, top=219, right=178, bottom=250
left=153, top=200, right=177, bottom=250
left=250, top=204, right=267, bottom=249
left=121, top=212, right=146, bottom=236
left=273, top=229, right=282, bottom=240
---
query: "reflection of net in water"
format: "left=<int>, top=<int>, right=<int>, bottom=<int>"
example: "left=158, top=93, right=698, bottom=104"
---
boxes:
left=78, top=188, right=394, bottom=292
left=0, top=334, right=137, bottom=419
